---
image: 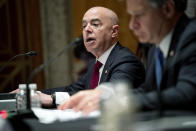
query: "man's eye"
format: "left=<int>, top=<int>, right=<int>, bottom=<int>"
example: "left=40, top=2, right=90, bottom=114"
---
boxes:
left=135, top=13, right=144, bottom=18
left=82, top=25, right=86, bottom=29
left=92, top=23, right=99, bottom=27
left=134, top=14, right=140, bottom=18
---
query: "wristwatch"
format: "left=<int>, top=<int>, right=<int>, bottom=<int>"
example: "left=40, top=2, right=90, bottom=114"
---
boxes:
left=51, top=93, right=56, bottom=105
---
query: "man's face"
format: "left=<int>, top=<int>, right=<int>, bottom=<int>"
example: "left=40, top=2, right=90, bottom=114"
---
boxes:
left=126, top=0, right=165, bottom=44
left=82, top=8, right=115, bottom=57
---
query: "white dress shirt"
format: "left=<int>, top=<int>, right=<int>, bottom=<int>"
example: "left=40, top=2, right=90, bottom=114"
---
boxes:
left=158, top=30, right=174, bottom=58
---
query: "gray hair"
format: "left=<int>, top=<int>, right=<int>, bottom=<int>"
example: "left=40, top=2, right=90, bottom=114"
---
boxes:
left=148, top=0, right=187, bottom=12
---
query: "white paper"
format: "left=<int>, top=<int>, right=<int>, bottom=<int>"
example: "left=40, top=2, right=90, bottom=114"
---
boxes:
left=32, top=108, right=100, bottom=124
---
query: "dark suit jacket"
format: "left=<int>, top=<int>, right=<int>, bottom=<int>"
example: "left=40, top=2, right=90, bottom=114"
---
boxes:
left=134, top=14, right=196, bottom=111
left=42, top=43, right=145, bottom=95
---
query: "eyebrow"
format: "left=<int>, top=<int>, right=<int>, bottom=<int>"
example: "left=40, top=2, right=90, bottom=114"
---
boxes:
left=91, top=18, right=101, bottom=23
left=82, top=18, right=102, bottom=24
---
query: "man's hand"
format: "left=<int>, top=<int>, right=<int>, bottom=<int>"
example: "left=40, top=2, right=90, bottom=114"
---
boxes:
left=57, top=89, right=102, bottom=114
left=11, top=89, right=53, bottom=107
left=37, top=93, right=53, bottom=106
left=10, top=89, right=19, bottom=94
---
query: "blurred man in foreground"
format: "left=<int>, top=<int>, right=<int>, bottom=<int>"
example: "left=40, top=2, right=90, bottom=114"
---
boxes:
left=58, top=0, right=196, bottom=114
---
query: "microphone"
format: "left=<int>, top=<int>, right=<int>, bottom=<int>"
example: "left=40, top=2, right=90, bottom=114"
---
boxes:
left=0, top=51, right=37, bottom=73
left=25, top=51, right=37, bottom=56
left=26, top=36, right=83, bottom=109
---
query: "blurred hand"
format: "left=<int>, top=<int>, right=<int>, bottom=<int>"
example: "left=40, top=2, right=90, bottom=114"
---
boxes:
left=10, top=89, right=19, bottom=94
left=58, top=89, right=102, bottom=115
left=10, top=89, right=53, bottom=106
left=37, top=93, right=53, bottom=106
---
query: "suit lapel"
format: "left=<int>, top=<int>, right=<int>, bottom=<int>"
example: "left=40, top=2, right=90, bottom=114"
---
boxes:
left=99, top=43, right=121, bottom=83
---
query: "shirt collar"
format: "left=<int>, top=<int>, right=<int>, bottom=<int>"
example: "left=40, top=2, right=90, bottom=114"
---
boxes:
left=97, top=43, right=117, bottom=65
left=158, top=30, right=174, bottom=58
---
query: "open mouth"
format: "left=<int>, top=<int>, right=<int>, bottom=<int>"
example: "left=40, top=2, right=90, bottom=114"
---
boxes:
left=86, top=37, right=96, bottom=43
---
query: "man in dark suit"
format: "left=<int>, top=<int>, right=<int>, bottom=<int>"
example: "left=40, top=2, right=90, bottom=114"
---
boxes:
left=58, top=0, right=196, bottom=114
left=38, top=7, right=145, bottom=106
left=127, top=0, right=196, bottom=112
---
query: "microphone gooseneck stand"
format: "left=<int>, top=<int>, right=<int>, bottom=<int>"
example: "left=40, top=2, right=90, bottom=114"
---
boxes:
left=0, top=51, right=37, bottom=73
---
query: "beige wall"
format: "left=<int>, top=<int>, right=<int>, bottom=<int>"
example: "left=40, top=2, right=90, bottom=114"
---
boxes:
left=40, top=0, right=73, bottom=89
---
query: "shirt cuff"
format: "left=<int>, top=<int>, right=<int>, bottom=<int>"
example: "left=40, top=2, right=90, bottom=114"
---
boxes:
left=55, top=92, right=70, bottom=105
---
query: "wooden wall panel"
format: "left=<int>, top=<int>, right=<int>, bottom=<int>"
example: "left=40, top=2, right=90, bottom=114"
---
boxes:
left=72, top=0, right=138, bottom=53
left=23, top=0, right=44, bottom=90
left=0, top=0, right=44, bottom=92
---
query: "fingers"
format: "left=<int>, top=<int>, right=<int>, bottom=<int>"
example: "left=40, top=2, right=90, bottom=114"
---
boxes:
left=79, top=97, right=100, bottom=115
left=58, top=89, right=101, bottom=115
left=58, top=91, right=86, bottom=110
left=57, top=100, right=71, bottom=110
left=83, top=102, right=99, bottom=115
left=73, top=95, right=91, bottom=112
left=73, top=90, right=101, bottom=114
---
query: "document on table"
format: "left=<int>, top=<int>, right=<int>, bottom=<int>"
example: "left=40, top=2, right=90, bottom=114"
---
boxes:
left=32, top=108, right=100, bottom=124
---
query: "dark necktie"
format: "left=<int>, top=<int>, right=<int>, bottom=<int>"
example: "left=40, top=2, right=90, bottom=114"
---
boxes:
left=91, top=61, right=102, bottom=89
left=155, top=47, right=165, bottom=89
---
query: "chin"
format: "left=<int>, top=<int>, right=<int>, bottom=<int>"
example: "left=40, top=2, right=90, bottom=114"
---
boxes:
left=139, top=38, right=148, bottom=43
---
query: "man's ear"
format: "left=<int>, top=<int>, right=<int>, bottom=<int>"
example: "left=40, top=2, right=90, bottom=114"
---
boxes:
left=162, top=0, right=175, bottom=19
left=111, top=25, right=119, bottom=38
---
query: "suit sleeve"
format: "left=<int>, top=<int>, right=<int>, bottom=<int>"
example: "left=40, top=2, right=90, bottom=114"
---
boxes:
left=41, top=74, right=87, bottom=95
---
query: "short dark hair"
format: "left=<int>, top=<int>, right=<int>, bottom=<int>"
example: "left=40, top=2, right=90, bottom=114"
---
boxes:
left=148, top=0, right=187, bottom=12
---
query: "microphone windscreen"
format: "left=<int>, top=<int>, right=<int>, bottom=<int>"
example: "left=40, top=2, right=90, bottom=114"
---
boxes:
left=74, top=36, right=83, bottom=44
left=26, top=51, right=37, bottom=56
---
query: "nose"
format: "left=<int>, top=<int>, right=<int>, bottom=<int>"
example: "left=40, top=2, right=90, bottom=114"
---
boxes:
left=84, top=24, right=93, bottom=33
left=129, top=16, right=139, bottom=31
